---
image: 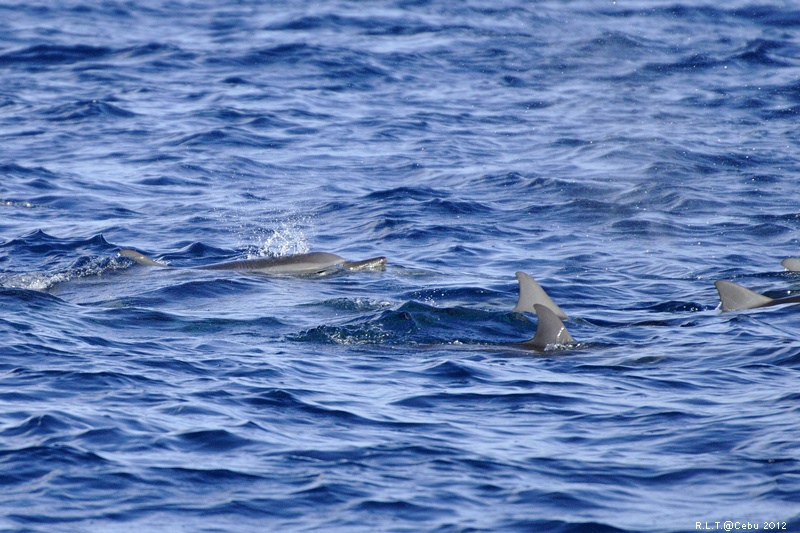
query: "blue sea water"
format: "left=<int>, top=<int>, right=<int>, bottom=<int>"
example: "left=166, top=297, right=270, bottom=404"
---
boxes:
left=2, top=0, right=800, bottom=531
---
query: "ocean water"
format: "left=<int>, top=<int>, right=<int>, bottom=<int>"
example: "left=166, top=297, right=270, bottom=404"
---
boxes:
left=1, top=1, right=800, bottom=531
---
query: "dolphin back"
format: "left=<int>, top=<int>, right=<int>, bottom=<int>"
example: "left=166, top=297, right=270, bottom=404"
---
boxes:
left=200, top=252, right=347, bottom=274
left=118, top=249, right=386, bottom=276
left=200, top=252, right=386, bottom=274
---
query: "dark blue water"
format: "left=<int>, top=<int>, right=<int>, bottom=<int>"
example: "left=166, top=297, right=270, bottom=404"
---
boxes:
left=2, top=1, right=800, bottom=531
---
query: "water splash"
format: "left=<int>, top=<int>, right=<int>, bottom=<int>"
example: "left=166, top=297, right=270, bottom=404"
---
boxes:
left=214, top=199, right=316, bottom=258
left=0, top=271, right=71, bottom=291
left=246, top=216, right=314, bottom=258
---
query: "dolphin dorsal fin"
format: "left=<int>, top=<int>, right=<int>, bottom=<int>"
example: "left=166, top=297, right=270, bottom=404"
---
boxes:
left=119, top=249, right=171, bottom=268
left=714, top=280, right=774, bottom=311
left=513, top=272, right=568, bottom=319
left=781, top=258, right=800, bottom=272
left=525, top=303, right=574, bottom=350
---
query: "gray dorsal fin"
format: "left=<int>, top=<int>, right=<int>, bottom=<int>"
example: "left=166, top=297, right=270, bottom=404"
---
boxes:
left=781, top=258, right=800, bottom=272
left=714, top=280, right=774, bottom=311
left=119, top=249, right=171, bottom=268
left=512, top=272, right=568, bottom=319
left=525, top=303, right=574, bottom=350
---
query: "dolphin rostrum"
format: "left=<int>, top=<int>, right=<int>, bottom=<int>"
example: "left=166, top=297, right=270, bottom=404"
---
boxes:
left=512, top=271, right=568, bottom=319
left=782, top=258, right=800, bottom=272
left=714, top=280, right=800, bottom=312
left=119, top=249, right=386, bottom=276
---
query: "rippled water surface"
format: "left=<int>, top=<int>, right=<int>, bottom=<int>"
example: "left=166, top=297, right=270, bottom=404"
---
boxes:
left=2, top=1, right=800, bottom=532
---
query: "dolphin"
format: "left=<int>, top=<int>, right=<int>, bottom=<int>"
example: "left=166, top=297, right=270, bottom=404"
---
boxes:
left=119, top=249, right=386, bottom=276
left=782, top=258, right=800, bottom=272
left=512, top=271, right=568, bottom=319
left=714, top=280, right=800, bottom=311
left=516, top=303, right=575, bottom=351
left=509, top=272, right=574, bottom=350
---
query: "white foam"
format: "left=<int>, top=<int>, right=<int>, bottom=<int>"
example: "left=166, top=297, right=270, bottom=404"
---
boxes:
left=0, top=257, right=131, bottom=291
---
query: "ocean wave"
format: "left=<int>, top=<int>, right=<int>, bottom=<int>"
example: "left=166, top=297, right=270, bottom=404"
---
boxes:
left=2, top=0, right=800, bottom=531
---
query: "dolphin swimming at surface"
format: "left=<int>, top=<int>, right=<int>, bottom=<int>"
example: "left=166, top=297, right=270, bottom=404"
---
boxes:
left=120, top=250, right=574, bottom=350
left=714, top=280, right=800, bottom=312
left=782, top=258, right=800, bottom=272
left=512, top=271, right=569, bottom=319
left=442, top=303, right=574, bottom=353
left=119, top=249, right=387, bottom=276
left=509, top=271, right=574, bottom=350
left=515, top=303, right=575, bottom=351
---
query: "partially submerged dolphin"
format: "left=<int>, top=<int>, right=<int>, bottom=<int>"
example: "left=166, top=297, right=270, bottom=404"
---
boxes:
left=714, top=280, right=800, bottom=312
left=119, top=249, right=386, bottom=276
left=119, top=251, right=573, bottom=350
left=713, top=258, right=800, bottom=311
left=511, top=272, right=575, bottom=351
left=782, top=258, right=800, bottom=272
left=515, top=303, right=575, bottom=351
left=512, top=271, right=568, bottom=319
